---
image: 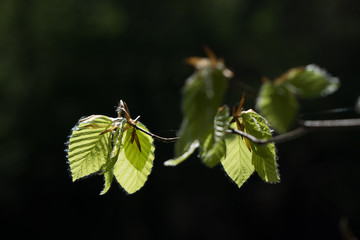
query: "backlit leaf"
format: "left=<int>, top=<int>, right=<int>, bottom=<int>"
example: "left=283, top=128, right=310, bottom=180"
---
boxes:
left=201, top=136, right=226, bottom=168
left=241, top=110, right=280, bottom=183
left=221, top=121, right=254, bottom=188
left=101, top=171, right=114, bottom=195
left=175, top=63, right=230, bottom=158
left=100, top=120, right=125, bottom=195
left=256, top=82, right=297, bottom=133
left=113, top=122, right=155, bottom=194
left=200, top=106, right=229, bottom=167
left=277, top=64, right=340, bottom=98
left=67, top=115, right=113, bottom=181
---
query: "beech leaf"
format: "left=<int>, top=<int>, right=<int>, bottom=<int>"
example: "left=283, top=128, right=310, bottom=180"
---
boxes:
left=113, top=122, right=155, bottom=194
left=175, top=62, right=230, bottom=157
left=221, top=121, right=254, bottom=188
left=256, top=82, right=297, bottom=133
left=200, top=106, right=229, bottom=168
left=277, top=64, right=340, bottom=98
left=67, top=115, right=113, bottom=181
left=241, top=110, right=280, bottom=183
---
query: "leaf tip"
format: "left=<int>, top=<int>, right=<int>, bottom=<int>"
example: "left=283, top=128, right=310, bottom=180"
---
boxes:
left=71, top=175, right=78, bottom=182
left=163, top=159, right=176, bottom=167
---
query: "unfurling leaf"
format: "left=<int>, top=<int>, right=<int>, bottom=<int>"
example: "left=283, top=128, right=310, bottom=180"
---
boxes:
left=256, top=82, right=297, bottom=133
left=201, top=136, right=226, bottom=168
left=100, top=121, right=125, bottom=195
left=200, top=106, right=230, bottom=167
left=221, top=121, right=254, bottom=188
left=241, top=110, right=280, bottom=183
left=113, top=122, right=155, bottom=194
left=67, top=115, right=113, bottom=181
left=276, top=64, right=340, bottom=98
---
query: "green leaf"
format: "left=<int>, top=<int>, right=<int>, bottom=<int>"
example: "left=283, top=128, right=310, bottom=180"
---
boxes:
left=175, top=65, right=230, bottom=157
left=256, top=82, right=297, bottom=133
left=67, top=115, right=113, bottom=181
left=201, top=136, right=226, bottom=168
left=241, top=110, right=280, bottom=183
left=113, top=122, right=155, bottom=194
left=200, top=106, right=229, bottom=168
left=164, top=141, right=200, bottom=166
left=221, top=121, right=254, bottom=188
left=100, top=171, right=114, bottom=195
left=101, top=120, right=125, bottom=173
left=277, top=64, right=340, bottom=98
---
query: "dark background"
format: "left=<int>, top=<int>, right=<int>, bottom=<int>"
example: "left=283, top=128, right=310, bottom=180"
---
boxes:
left=1, top=0, right=359, bottom=238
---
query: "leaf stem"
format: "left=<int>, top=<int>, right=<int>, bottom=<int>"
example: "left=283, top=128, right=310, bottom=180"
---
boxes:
left=132, top=124, right=179, bottom=143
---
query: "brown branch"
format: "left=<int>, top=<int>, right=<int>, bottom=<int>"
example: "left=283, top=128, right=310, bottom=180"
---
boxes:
left=299, top=118, right=360, bottom=129
left=226, top=127, right=308, bottom=145
left=126, top=115, right=360, bottom=145
left=227, top=118, right=360, bottom=145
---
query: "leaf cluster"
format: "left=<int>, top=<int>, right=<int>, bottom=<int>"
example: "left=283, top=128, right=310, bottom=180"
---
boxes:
left=66, top=49, right=343, bottom=194
left=256, top=65, right=340, bottom=133
left=67, top=102, right=155, bottom=194
left=166, top=49, right=280, bottom=187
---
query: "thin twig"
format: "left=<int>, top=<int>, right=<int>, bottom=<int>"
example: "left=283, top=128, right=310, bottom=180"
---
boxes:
left=226, top=127, right=308, bottom=145
left=133, top=124, right=179, bottom=143
left=299, top=118, right=360, bottom=129
left=129, top=117, right=360, bottom=145
left=228, top=118, right=360, bottom=145
left=117, top=102, right=179, bottom=143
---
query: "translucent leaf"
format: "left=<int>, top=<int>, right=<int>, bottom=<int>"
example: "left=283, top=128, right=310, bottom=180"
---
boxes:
left=164, top=141, right=200, bottom=166
left=200, top=106, right=229, bottom=168
left=241, top=110, right=280, bottom=183
left=256, top=82, right=297, bottom=133
left=113, top=122, right=155, bottom=194
left=100, top=121, right=125, bottom=195
left=67, top=115, right=113, bottom=181
left=201, top=136, right=226, bottom=168
left=221, top=121, right=254, bottom=188
left=100, top=171, right=114, bottom=195
left=101, top=120, right=125, bottom=173
left=175, top=65, right=230, bottom=157
left=277, top=64, right=340, bottom=98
